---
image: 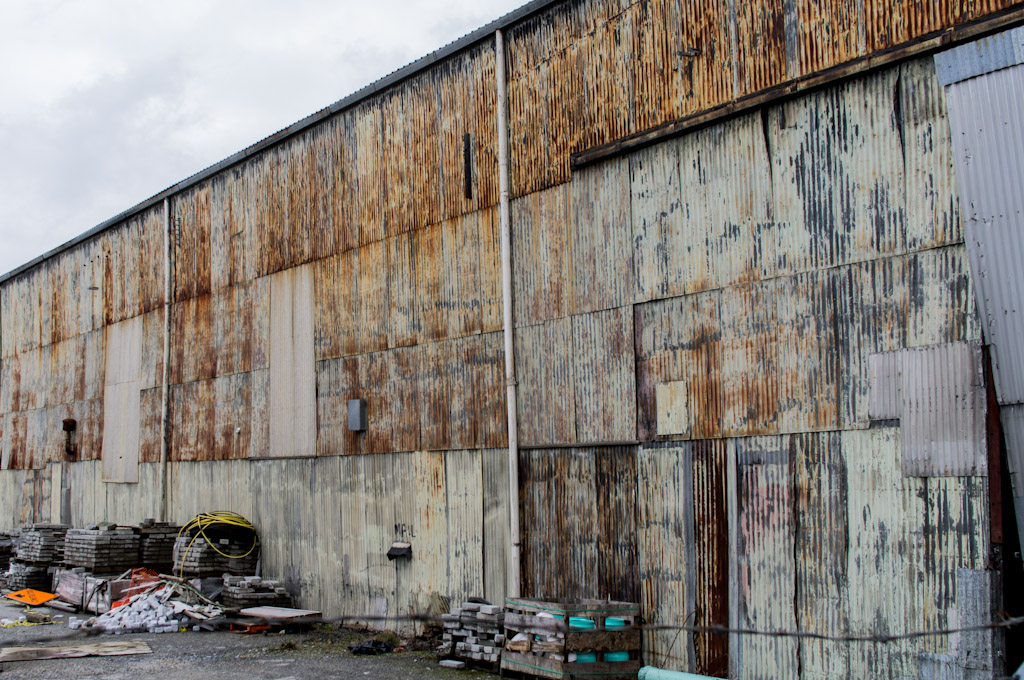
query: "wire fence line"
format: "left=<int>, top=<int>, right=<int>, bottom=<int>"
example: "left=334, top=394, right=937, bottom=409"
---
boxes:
left=6, top=610, right=1023, bottom=649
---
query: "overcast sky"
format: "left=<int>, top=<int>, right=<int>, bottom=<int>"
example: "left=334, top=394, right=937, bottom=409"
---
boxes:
left=0, top=0, right=524, bottom=276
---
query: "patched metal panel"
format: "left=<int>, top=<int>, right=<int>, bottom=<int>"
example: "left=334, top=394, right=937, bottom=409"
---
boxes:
left=168, top=379, right=214, bottom=462
left=169, top=294, right=214, bottom=385
left=515, top=319, right=576, bottom=446
left=313, top=247, right=360, bottom=361
left=269, top=265, right=316, bottom=458
left=572, top=306, right=636, bottom=442
left=943, top=59, right=1024, bottom=405
left=101, top=316, right=142, bottom=483
left=172, top=183, right=212, bottom=303
left=511, top=183, right=572, bottom=327
left=519, top=446, right=638, bottom=603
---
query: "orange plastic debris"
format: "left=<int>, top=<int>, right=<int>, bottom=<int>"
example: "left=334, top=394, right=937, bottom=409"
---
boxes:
left=6, top=589, right=58, bottom=606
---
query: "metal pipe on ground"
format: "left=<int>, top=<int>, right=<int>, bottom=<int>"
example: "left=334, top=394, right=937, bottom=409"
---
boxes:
left=638, top=667, right=720, bottom=680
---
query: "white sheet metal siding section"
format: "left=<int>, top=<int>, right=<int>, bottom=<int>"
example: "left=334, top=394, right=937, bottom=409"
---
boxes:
left=940, top=57, right=1024, bottom=406
left=102, top=316, right=142, bottom=483
left=868, top=342, right=987, bottom=477
left=1001, top=404, right=1024, bottom=545
left=268, top=264, right=316, bottom=457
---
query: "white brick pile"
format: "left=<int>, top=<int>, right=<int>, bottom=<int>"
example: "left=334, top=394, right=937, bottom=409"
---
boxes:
left=88, top=586, right=222, bottom=634
left=440, top=602, right=505, bottom=664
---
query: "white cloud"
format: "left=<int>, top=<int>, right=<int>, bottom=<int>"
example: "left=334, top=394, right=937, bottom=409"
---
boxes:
left=0, top=0, right=525, bottom=275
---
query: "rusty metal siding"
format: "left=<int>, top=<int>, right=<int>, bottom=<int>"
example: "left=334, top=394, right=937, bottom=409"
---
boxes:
left=168, top=379, right=214, bottom=462
left=568, top=157, right=633, bottom=315
left=511, top=183, right=572, bottom=327
left=515, top=318, right=576, bottom=446
left=638, top=440, right=729, bottom=676
left=313, top=248, right=360, bottom=361
left=519, top=446, right=638, bottom=603
left=172, top=183, right=212, bottom=303
left=168, top=294, right=214, bottom=385
left=572, top=306, right=636, bottom=442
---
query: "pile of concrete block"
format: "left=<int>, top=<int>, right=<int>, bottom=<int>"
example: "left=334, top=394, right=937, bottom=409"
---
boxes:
left=172, top=535, right=259, bottom=576
left=220, top=574, right=292, bottom=609
left=441, top=602, right=505, bottom=664
left=137, top=520, right=180, bottom=571
left=16, top=524, right=67, bottom=563
left=6, top=560, right=51, bottom=591
left=64, top=525, right=140, bottom=572
left=88, top=587, right=222, bottom=634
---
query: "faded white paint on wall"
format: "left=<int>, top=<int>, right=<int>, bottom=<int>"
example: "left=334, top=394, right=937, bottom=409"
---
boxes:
left=269, top=264, right=316, bottom=458
left=102, top=315, right=142, bottom=483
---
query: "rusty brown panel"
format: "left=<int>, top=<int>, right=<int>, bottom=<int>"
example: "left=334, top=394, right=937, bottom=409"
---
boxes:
left=214, top=372, right=252, bottom=460
left=256, top=145, right=290, bottom=277
left=313, top=248, right=360, bottom=361
left=414, top=224, right=447, bottom=343
left=387, top=232, right=418, bottom=348
left=511, top=184, right=571, bottom=327
left=519, top=446, right=638, bottom=602
left=581, top=12, right=632, bottom=174
left=358, top=239, right=389, bottom=353
left=675, top=0, right=734, bottom=117
left=692, top=440, right=729, bottom=677
left=169, top=294, right=214, bottom=385
left=466, top=332, right=508, bottom=450
left=569, top=158, right=632, bottom=315
left=360, top=351, right=393, bottom=455
left=327, top=114, right=359, bottom=254
left=419, top=340, right=452, bottom=451
left=515, top=318, right=576, bottom=447
left=6, top=412, right=27, bottom=469
left=594, top=446, right=640, bottom=603
left=791, top=431, right=849, bottom=675
left=45, top=252, right=74, bottom=346
left=382, top=87, right=412, bottom=236
left=634, top=292, right=723, bottom=441
left=213, top=282, right=253, bottom=376
left=629, top=0, right=687, bottom=133
left=168, top=378, right=214, bottom=461
left=505, top=58, right=548, bottom=199
left=354, top=99, right=386, bottom=246
left=250, top=275, right=271, bottom=371
left=734, top=0, right=788, bottom=97
left=140, top=307, right=165, bottom=392
left=775, top=270, right=840, bottom=433
left=172, top=182, right=212, bottom=302
left=719, top=281, right=780, bottom=436
left=476, top=207, right=504, bottom=334
left=573, top=307, right=636, bottom=443
left=315, top=357, right=346, bottom=456
left=447, top=214, right=485, bottom=338
left=865, top=0, right=956, bottom=52
left=139, top=386, right=162, bottom=464
left=101, top=223, right=129, bottom=325
left=389, top=346, right=421, bottom=453
left=47, top=335, right=87, bottom=407
left=296, top=124, right=338, bottom=265
left=137, top=206, right=167, bottom=314
left=80, top=397, right=103, bottom=461
left=797, top=0, right=865, bottom=75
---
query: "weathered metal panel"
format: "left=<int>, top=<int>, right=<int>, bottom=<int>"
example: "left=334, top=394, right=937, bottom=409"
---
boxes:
left=511, top=183, right=571, bottom=327
left=358, top=239, right=390, bottom=353
left=212, top=282, right=253, bottom=376
left=482, top=449, right=510, bottom=605
left=629, top=140, right=685, bottom=302
left=101, top=316, right=142, bottom=483
left=169, top=294, right=214, bottom=385
left=943, top=59, right=1024, bottom=406
left=138, top=386, right=162, bottom=464
left=268, top=264, right=316, bottom=458
left=168, top=379, right=214, bottom=462
left=1001, top=404, right=1024, bottom=543
left=572, top=306, right=636, bottom=442
left=313, top=248, right=360, bottom=361
left=353, top=99, right=386, bottom=247
left=569, top=157, right=633, bottom=314
left=796, top=0, right=865, bottom=76
left=515, top=318, right=576, bottom=446
left=387, top=231, right=418, bottom=348
left=733, top=0, right=788, bottom=97
left=732, top=436, right=798, bottom=678
left=519, top=446, right=638, bottom=603
left=172, top=183, right=212, bottom=303
left=214, top=372, right=252, bottom=460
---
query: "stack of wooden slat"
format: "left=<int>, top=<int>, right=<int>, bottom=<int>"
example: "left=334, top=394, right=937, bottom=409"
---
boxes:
left=64, top=526, right=140, bottom=572
left=441, top=602, right=505, bottom=664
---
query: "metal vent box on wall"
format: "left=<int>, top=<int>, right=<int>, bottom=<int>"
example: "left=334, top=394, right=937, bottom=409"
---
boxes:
left=348, top=399, right=367, bottom=432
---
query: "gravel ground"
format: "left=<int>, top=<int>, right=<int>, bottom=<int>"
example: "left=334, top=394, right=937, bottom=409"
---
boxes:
left=0, top=600, right=495, bottom=680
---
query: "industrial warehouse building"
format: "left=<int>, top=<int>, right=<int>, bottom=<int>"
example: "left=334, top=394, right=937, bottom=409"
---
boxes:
left=3, top=0, right=1024, bottom=676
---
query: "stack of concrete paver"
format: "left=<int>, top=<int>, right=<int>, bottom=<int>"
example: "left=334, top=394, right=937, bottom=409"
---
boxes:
left=0, top=533, right=12, bottom=571
left=15, top=524, right=67, bottom=563
left=137, top=520, right=181, bottom=571
left=172, top=535, right=259, bottom=576
left=64, top=525, right=140, bottom=572
left=220, top=574, right=292, bottom=609
left=6, top=560, right=51, bottom=591
left=441, top=602, right=505, bottom=664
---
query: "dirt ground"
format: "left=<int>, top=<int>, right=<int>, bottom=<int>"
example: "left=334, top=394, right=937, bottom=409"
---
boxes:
left=0, top=599, right=495, bottom=680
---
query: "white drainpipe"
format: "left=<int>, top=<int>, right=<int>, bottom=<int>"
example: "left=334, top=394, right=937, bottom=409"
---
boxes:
left=158, top=198, right=172, bottom=521
left=495, top=27, right=521, bottom=599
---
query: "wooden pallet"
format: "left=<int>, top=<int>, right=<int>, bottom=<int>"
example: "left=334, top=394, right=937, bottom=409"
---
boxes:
left=500, top=598, right=641, bottom=680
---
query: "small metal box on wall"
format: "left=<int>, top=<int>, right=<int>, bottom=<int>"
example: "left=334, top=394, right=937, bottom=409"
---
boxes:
left=348, top=399, right=367, bottom=432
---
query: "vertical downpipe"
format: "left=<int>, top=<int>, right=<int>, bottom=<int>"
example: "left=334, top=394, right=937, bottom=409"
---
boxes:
left=495, top=28, right=521, bottom=599
left=158, top=198, right=172, bottom=521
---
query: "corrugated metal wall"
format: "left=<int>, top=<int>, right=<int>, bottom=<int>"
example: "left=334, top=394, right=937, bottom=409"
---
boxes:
left=0, top=0, right=1011, bottom=674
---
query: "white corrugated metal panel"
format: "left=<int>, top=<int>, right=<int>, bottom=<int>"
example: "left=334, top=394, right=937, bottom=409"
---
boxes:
left=268, top=264, right=316, bottom=457
left=1000, top=404, right=1024, bottom=545
left=868, top=342, right=986, bottom=477
left=942, top=60, right=1024, bottom=405
left=101, top=316, right=142, bottom=483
